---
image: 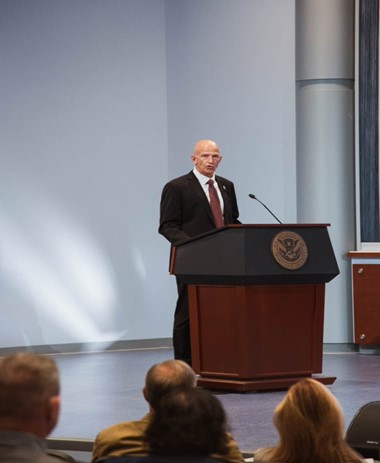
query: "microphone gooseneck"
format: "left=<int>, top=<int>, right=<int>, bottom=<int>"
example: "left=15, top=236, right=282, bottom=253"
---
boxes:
left=248, top=194, right=282, bottom=224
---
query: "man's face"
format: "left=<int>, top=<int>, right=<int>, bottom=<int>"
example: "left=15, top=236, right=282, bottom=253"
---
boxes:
left=191, top=143, right=222, bottom=178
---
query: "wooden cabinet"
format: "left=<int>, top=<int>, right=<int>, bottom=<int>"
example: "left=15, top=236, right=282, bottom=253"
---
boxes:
left=348, top=252, right=380, bottom=345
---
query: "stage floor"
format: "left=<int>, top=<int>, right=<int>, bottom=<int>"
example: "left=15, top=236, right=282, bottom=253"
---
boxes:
left=50, top=347, right=380, bottom=456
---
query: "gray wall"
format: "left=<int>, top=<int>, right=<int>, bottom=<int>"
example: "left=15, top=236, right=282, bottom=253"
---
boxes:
left=165, top=0, right=296, bottom=217
left=1, top=0, right=349, bottom=349
left=0, top=0, right=171, bottom=348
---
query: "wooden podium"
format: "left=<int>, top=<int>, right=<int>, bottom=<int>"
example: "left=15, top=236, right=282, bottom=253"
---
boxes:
left=170, top=224, right=339, bottom=391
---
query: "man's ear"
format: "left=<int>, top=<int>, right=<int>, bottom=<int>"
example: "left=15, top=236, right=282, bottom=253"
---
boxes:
left=142, top=387, right=148, bottom=402
left=46, top=395, right=60, bottom=435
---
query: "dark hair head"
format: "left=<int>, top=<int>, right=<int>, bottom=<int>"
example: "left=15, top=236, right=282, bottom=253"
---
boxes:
left=145, top=387, right=228, bottom=456
left=0, top=352, right=59, bottom=419
left=144, top=359, right=196, bottom=409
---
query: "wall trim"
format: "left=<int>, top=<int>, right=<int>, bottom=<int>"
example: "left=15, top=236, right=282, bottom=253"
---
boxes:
left=0, top=341, right=360, bottom=357
left=0, top=338, right=173, bottom=356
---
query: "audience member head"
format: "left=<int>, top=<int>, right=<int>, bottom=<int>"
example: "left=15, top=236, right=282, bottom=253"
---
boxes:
left=145, top=387, right=228, bottom=456
left=143, top=359, right=196, bottom=409
left=0, top=352, right=60, bottom=438
left=257, top=378, right=362, bottom=463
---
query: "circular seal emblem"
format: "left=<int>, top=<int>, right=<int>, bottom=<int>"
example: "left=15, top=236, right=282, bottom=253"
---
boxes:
left=271, top=231, right=308, bottom=270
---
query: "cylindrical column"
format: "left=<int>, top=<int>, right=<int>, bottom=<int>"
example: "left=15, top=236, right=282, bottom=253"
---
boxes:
left=296, top=0, right=355, bottom=342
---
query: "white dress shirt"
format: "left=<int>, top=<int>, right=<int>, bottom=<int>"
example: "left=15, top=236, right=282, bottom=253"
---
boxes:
left=192, top=168, right=224, bottom=213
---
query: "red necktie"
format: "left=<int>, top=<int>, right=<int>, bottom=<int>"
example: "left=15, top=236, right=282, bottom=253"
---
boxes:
left=207, top=179, right=224, bottom=228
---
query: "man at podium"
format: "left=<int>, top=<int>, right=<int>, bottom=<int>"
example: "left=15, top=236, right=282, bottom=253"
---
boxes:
left=159, top=139, right=240, bottom=365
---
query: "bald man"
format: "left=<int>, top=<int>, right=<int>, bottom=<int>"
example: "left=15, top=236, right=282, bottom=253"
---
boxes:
left=159, top=140, right=240, bottom=365
left=92, top=359, right=243, bottom=463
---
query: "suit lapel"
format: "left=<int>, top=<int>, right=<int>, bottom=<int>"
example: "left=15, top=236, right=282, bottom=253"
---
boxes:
left=216, top=176, right=231, bottom=224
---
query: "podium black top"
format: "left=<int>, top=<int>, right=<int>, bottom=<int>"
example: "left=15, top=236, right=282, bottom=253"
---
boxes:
left=171, top=224, right=339, bottom=285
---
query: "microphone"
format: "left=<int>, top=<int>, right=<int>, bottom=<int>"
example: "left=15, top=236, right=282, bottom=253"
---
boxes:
left=248, top=194, right=282, bottom=224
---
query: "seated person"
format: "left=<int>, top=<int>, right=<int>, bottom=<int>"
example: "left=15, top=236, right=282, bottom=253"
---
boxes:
left=253, top=378, right=364, bottom=463
left=92, top=359, right=243, bottom=463
left=0, top=352, right=74, bottom=463
left=98, top=387, right=231, bottom=463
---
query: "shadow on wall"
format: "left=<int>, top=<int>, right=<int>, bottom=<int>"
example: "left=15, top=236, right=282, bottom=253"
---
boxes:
left=0, top=172, right=126, bottom=350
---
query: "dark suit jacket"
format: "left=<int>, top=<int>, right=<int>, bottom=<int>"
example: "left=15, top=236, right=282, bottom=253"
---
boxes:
left=159, top=171, right=240, bottom=245
left=0, top=430, right=76, bottom=463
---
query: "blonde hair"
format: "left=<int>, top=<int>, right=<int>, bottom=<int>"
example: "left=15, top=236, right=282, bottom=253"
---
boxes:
left=257, top=378, right=362, bottom=463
